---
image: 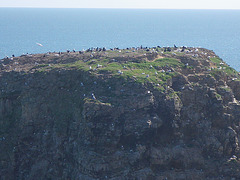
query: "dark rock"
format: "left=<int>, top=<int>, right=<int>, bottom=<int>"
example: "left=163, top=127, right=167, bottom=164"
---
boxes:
left=1, top=47, right=240, bottom=179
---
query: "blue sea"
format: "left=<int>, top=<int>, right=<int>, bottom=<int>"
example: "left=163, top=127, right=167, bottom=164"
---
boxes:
left=0, top=8, right=240, bottom=71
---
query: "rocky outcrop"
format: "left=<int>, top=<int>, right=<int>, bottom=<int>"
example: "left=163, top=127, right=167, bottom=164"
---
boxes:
left=1, top=47, right=240, bottom=179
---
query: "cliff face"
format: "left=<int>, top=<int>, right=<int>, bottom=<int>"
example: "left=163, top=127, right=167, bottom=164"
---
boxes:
left=1, top=47, right=240, bottom=179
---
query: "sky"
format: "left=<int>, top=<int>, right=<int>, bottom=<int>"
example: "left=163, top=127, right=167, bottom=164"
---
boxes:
left=0, top=0, right=240, bottom=9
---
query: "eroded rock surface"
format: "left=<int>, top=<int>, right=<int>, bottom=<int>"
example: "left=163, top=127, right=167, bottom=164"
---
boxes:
left=1, top=47, right=240, bottom=179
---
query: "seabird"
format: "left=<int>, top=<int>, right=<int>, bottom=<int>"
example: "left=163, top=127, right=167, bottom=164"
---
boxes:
left=118, top=70, right=123, bottom=74
left=36, top=42, right=43, bottom=47
left=147, top=120, right=152, bottom=127
left=91, top=93, right=96, bottom=100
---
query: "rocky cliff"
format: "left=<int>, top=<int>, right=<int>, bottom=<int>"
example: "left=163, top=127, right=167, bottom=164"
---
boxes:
left=1, top=47, right=240, bottom=179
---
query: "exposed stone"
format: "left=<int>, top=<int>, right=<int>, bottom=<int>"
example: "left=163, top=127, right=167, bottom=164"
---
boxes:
left=1, top=47, right=240, bottom=179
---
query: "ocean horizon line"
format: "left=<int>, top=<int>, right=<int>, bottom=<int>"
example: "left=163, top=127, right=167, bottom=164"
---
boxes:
left=1, top=7, right=240, bottom=10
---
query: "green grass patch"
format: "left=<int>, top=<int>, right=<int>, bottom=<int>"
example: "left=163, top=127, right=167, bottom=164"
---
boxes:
left=224, top=66, right=239, bottom=76
left=33, top=56, right=183, bottom=90
left=209, top=57, right=223, bottom=65
left=220, top=86, right=231, bottom=92
left=210, top=67, right=239, bottom=78
left=209, top=56, right=239, bottom=76
left=154, top=58, right=183, bottom=67
left=84, top=98, right=111, bottom=106
left=215, top=93, right=222, bottom=100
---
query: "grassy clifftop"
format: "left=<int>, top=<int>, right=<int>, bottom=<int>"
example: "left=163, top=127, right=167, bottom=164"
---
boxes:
left=1, top=46, right=239, bottom=91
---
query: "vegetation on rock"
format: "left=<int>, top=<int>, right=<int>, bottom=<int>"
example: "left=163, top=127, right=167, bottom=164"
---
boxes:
left=0, top=46, right=240, bottom=179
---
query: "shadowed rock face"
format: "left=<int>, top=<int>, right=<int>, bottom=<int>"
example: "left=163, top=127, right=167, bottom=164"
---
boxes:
left=1, top=47, right=240, bottom=179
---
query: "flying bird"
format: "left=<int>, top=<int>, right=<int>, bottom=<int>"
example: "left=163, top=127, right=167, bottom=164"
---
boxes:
left=36, top=43, right=43, bottom=47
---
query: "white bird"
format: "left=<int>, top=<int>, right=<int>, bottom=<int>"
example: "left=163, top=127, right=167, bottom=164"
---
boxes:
left=118, top=70, right=123, bottom=74
left=91, top=93, right=96, bottom=100
left=36, top=43, right=43, bottom=47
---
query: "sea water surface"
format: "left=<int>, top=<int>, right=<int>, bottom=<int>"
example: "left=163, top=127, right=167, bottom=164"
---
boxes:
left=0, top=8, right=240, bottom=71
